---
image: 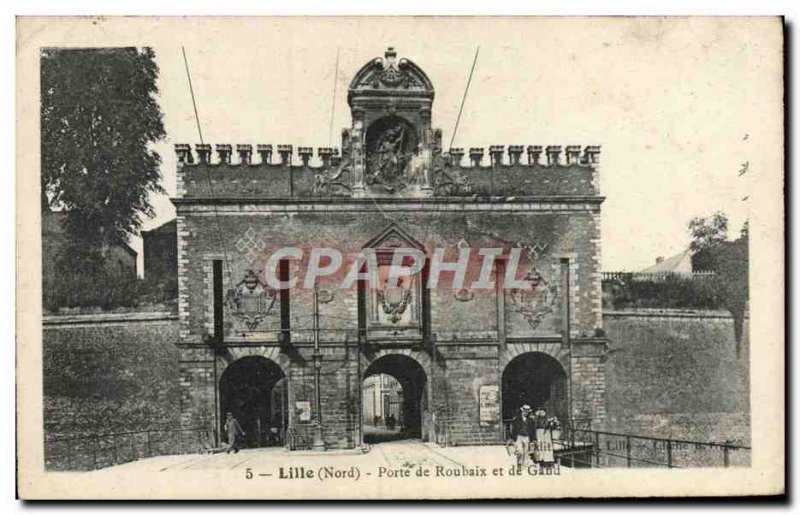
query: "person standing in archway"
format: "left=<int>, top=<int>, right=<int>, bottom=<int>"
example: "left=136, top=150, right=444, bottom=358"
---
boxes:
left=224, top=412, right=245, bottom=454
left=533, top=408, right=555, bottom=470
left=509, top=405, right=535, bottom=472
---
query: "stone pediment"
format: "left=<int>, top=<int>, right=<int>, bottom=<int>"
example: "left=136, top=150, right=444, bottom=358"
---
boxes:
left=348, top=47, right=434, bottom=103
left=362, top=223, right=425, bottom=252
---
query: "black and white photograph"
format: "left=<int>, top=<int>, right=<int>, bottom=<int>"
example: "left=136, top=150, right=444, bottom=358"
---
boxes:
left=15, top=15, right=784, bottom=499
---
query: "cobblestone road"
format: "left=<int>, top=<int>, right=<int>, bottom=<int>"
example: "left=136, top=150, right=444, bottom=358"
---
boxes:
left=83, top=439, right=560, bottom=477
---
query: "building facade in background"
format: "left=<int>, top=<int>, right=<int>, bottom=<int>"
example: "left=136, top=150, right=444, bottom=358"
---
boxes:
left=172, top=48, right=606, bottom=449
left=142, top=219, right=178, bottom=280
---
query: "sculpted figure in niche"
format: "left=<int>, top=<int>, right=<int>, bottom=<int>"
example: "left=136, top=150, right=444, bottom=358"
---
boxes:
left=372, top=125, right=407, bottom=189
left=366, top=117, right=417, bottom=193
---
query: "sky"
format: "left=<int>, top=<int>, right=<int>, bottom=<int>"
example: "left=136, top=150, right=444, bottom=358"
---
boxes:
left=126, top=17, right=780, bottom=273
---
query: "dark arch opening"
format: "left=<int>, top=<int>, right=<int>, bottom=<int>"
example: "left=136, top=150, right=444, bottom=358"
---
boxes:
left=362, top=354, right=427, bottom=443
left=219, top=356, right=287, bottom=449
left=501, top=352, right=568, bottom=424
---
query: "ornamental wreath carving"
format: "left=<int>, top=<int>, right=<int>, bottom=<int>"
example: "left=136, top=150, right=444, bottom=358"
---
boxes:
left=225, top=269, right=277, bottom=331
left=508, top=268, right=560, bottom=330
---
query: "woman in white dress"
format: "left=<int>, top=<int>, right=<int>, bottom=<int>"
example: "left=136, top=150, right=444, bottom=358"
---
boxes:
left=533, top=408, right=555, bottom=468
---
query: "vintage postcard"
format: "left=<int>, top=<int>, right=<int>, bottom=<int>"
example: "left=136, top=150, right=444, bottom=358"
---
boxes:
left=16, top=16, right=784, bottom=499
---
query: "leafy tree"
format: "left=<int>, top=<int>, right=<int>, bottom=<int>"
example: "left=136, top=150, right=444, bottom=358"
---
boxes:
left=690, top=214, right=749, bottom=354
left=41, top=48, right=165, bottom=307
left=688, top=211, right=729, bottom=253
left=41, top=47, right=165, bottom=258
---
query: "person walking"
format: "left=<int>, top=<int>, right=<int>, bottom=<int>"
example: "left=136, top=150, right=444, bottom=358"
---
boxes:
left=533, top=408, right=555, bottom=469
left=224, top=412, right=245, bottom=454
left=509, top=404, right=535, bottom=473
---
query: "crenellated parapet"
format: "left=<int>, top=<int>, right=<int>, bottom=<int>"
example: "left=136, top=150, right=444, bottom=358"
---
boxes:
left=175, top=142, right=602, bottom=199
left=447, top=144, right=601, bottom=168
left=432, top=144, right=602, bottom=197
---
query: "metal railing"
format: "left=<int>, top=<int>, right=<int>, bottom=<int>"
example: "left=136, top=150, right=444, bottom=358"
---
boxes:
left=502, top=417, right=592, bottom=442
left=286, top=425, right=314, bottom=450
left=45, top=428, right=213, bottom=471
left=602, top=271, right=716, bottom=282
left=561, top=427, right=750, bottom=469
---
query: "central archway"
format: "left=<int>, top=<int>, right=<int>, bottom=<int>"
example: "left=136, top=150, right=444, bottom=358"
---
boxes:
left=362, top=354, right=427, bottom=443
left=219, top=356, right=286, bottom=449
left=501, top=352, right=568, bottom=424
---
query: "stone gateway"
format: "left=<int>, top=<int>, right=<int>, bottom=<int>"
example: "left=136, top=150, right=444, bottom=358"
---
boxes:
left=173, top=47, right=606, bottom=450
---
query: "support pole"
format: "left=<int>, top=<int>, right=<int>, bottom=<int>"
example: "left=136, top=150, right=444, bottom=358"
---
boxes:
left=312, top=285, right=326, bottom=451
left=561, top=258, right=573, bottom=427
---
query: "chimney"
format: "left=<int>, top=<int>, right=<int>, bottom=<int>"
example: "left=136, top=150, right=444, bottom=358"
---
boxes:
left=298, top=147, right=313, bottom=166
left=216, top=144, right=232, bottom=164
left=508, top=145, right=524, bottom=165
left=318, top=147, right=334, bottom=167
left=545, top=145, right=562, bottom=166
left=175, top=144, right=194, bottom=164
left=583, top=145, right=601, bottom=165
left=489, top=145, right=505, bottom=167
left=256, top=144, right=273, bottom=164
left=195, top=144, right=212, bottom=164
left=236, top=144, right=252, bottom=165
left=656, top=256, right=664, bottom=264
left=526, top=145, right=543, bottom=165
left=449, top=148, right=465, bottom=166
left=469, top=147, right=484, bottom=167
left=565, top=145, right=581, bottom=165
left=277, top=145, right=293, bottom=166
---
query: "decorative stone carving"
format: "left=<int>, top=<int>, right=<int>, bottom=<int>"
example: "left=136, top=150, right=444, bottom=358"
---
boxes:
left=357, top=47, right=424, bottom=90
left=225, top=269, right=277, bottom=331
left=365, top=118, right=417, bottom=193
left=311, top=160, right=351, bottom=196
left=377, top=275, right=413, bottom=324
left=432, top=140, right=473, bottom=196
left=312, top=136, right=353, bottom=197
left=508, top=268, right=560, bottom=330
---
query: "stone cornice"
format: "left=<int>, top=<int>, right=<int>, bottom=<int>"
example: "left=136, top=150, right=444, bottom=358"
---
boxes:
left=172, top=196, right=605, bottom=213
left=43, top=311, right=178, bottom=327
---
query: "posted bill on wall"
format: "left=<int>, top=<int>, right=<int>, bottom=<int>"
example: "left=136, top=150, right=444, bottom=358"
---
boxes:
left=16, top=16, right=784, bottom=499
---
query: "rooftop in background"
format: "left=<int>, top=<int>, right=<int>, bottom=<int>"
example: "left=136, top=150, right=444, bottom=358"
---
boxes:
left=638, top=249, right=693, bottom=275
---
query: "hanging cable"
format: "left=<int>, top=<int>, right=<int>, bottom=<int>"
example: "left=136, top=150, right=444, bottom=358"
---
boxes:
left=328, top=47, right=341, bottom=147
left=448, top=46, right=480, bottom=151
left=181, top=47, right=234, bottom=281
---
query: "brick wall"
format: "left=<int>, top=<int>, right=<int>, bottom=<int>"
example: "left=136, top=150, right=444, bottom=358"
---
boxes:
left=603, top=309, right=750, bottom=445
left=176, top=203, right=604, bottom=344
left=41, top=307, right=749, bottom=462
left=42, top=312, right=182, bottom=469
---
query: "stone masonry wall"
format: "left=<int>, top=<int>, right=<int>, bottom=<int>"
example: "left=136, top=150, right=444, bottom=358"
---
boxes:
left=42, top=308, right=748, bottom=461
left=603, top=310, right=750, bottom=445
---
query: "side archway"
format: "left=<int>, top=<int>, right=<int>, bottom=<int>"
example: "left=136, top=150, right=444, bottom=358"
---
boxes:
left=501, top=351, right=568, bottom=425
left=219, top=355, right=287, bottom=449
left=362, top=353, right=428, bottom=442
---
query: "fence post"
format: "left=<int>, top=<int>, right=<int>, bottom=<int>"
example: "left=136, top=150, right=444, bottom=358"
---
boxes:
left=66, top=441, right=72, bottom=470
left=594, top=431, right=600, bottom=467
left=723, top=446, right=730, bottom=468
left=626, top=436, right=632, bottom=468
left=92, top=437, right=98, bottom=470
left=147, top=431, right=152, bottom=457
left=666, top=440, right=673, bottom=468
left=112, top=435, right=118, bottom=465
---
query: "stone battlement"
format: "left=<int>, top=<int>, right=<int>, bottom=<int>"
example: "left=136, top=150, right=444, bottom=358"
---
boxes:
left=174, top=143, right=601, bottom=199
left=175, top=143, right=600, bottom=168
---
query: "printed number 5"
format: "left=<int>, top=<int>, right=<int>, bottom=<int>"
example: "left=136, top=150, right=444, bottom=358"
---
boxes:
left=246, top=468, right=253, bottom=479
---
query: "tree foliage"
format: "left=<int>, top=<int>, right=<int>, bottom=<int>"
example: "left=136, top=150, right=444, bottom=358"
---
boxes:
left=688, top=211, right=729, bottom=253
left=41, top=47, right=166, bottom=252
left=689, top=213, right=749, bottom=354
